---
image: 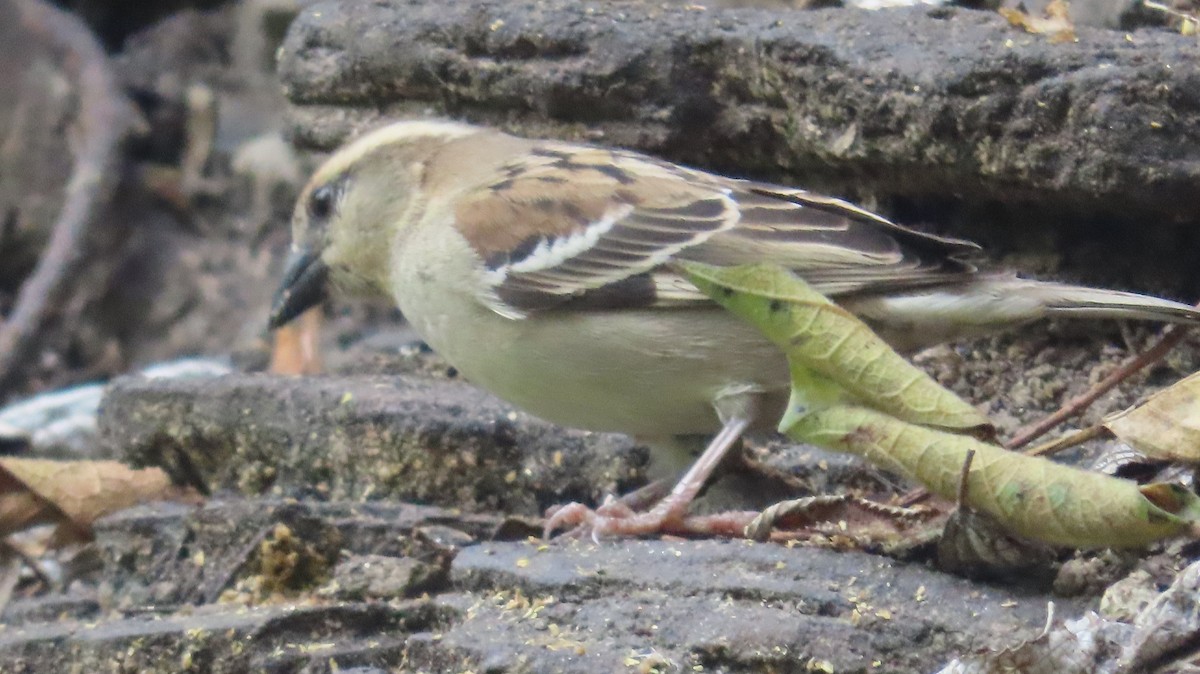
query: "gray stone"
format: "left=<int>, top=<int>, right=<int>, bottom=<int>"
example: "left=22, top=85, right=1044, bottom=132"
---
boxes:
left=278, top=0, right=1200, bottom=223
left=98, top=373, right=647, bottom=515
left=0, top=498, right=1088, bottom=673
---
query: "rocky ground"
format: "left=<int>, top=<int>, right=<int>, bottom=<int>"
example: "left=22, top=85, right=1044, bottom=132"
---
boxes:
left=2, top=0, right=1200, bottom=671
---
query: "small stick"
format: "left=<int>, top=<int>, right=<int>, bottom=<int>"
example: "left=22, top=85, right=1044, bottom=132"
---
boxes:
left=0, top=0, right=131, bottom=389
left=1005, top=322, right=1192, bottom=450
left=1023, top=424, right=1109, bottom=457
left=955, top=449, right=976, bottom=506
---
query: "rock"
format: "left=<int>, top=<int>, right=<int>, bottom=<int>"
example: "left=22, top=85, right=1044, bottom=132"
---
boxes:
left=324, top=553, right=450, bottom=601
left=278, top=0, right=1200, bottom=224
left=98, top=373, right=647, bottom=515
left=0, top=497, right=1088, bottom=673
left=0, top=597, right=446, bottom=673
left=443, top=539, right=1078, bottom=672
left=0, top=358, right=229, bottom=459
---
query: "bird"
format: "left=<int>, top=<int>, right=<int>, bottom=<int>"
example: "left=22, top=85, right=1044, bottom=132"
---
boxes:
left=268, top=119, right=1200, bottom=538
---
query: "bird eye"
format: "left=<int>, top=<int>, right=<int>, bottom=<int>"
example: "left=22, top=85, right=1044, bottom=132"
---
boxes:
left=309, top=184, right=337, bottom=220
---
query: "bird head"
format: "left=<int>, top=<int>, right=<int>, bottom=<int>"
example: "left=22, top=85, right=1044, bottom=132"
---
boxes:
left=267, top=120, right=481, bottom=329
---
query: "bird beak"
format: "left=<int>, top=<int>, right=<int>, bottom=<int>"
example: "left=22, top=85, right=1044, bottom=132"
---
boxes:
left=268, top=247, right=329, bottom=329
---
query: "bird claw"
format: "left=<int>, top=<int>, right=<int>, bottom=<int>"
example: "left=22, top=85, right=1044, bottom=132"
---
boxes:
left=543, top=496, right=683, bottom=540
left=542, top=502, right=595, bottom=539
left=547, top=496, right=652, bottom=537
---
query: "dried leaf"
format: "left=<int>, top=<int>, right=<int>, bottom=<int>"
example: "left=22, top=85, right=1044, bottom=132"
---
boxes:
left=745, top=493, right=941, bottom=547
left=1121, top=557, right=1200, bottom=669
left=0, top=463, right=68, bottom=540
left=1104, top=370, right=1200, bottom=462
left=681, top=262, right=991, bottom=432
left=999, top=0, right=1077, bottom=42
left=0, top=458, right=201, bottom=541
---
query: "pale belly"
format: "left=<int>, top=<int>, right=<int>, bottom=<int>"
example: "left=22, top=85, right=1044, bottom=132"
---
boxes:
left=398, top=280, right=790, bottom=437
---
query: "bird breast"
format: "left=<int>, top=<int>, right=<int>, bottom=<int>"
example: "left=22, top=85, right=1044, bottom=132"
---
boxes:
left=390, top=224, right=789, bottom=436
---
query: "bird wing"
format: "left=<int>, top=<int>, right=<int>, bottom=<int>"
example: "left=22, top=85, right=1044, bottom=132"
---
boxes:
left=452, top=141, right=980, bottom=318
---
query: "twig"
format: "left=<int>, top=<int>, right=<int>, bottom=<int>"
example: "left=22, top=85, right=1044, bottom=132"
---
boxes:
left=1023, top=424, right=1108, bottom=457
left=955, top=449, right=975, bottom=506
left=1005, top=323, right=1192, bottom=450
left=0, top=0, right=131, bottom=390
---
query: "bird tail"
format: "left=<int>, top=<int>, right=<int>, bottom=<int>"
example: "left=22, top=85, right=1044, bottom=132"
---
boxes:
left=1013, top=279, right=1200, bottom=324
left=842, top=274, right=1200, bottom=352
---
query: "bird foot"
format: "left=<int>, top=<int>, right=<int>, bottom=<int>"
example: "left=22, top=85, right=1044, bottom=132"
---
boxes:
left=544, top=495, right=760, bottom=540
left=544, top=414, right=759, bottom=540
left=543, top=495, right=679, bottom=540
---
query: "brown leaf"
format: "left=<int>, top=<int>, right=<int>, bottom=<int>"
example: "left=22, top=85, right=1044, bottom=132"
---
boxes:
left=1000, top=0, right=1077, bottom=43
left=0, top=464, right=67, bottom=540
left=0, top=458, right=202, bottom=542
left=745, top=493, right=945, bottom=549
left=1105, top=371, right=1200, bottom=463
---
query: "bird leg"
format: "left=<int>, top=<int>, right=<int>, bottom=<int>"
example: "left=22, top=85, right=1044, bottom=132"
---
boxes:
left=544, top=392, right=760, bottom=539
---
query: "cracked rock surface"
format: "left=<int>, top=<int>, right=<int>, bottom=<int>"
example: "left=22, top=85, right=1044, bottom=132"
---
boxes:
left=0, top=497, right=1083, bottom=673
left=280, top=0, right=1200, bottom=225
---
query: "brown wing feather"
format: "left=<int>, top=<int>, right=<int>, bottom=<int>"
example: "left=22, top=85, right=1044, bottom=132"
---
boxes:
left=453, top=142, right=981, bottom=317
left=457, top=144, right=739, bottom=315
left=678, top=185, right=981, bottom=296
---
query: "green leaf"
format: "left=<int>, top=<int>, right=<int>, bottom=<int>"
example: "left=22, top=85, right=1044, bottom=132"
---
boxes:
left=680, top=261, right=1200, bottom=548
left=679, top=261, right=990, bottom=432
left=787, top=406, right=1200, bottom=548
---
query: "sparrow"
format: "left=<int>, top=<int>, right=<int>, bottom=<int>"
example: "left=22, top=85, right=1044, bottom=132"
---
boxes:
left=269, top=119, right=1200, bottom=537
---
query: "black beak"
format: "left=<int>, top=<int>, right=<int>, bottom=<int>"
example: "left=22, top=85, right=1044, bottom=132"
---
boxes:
left=268, top=247, right=329, bottom=329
